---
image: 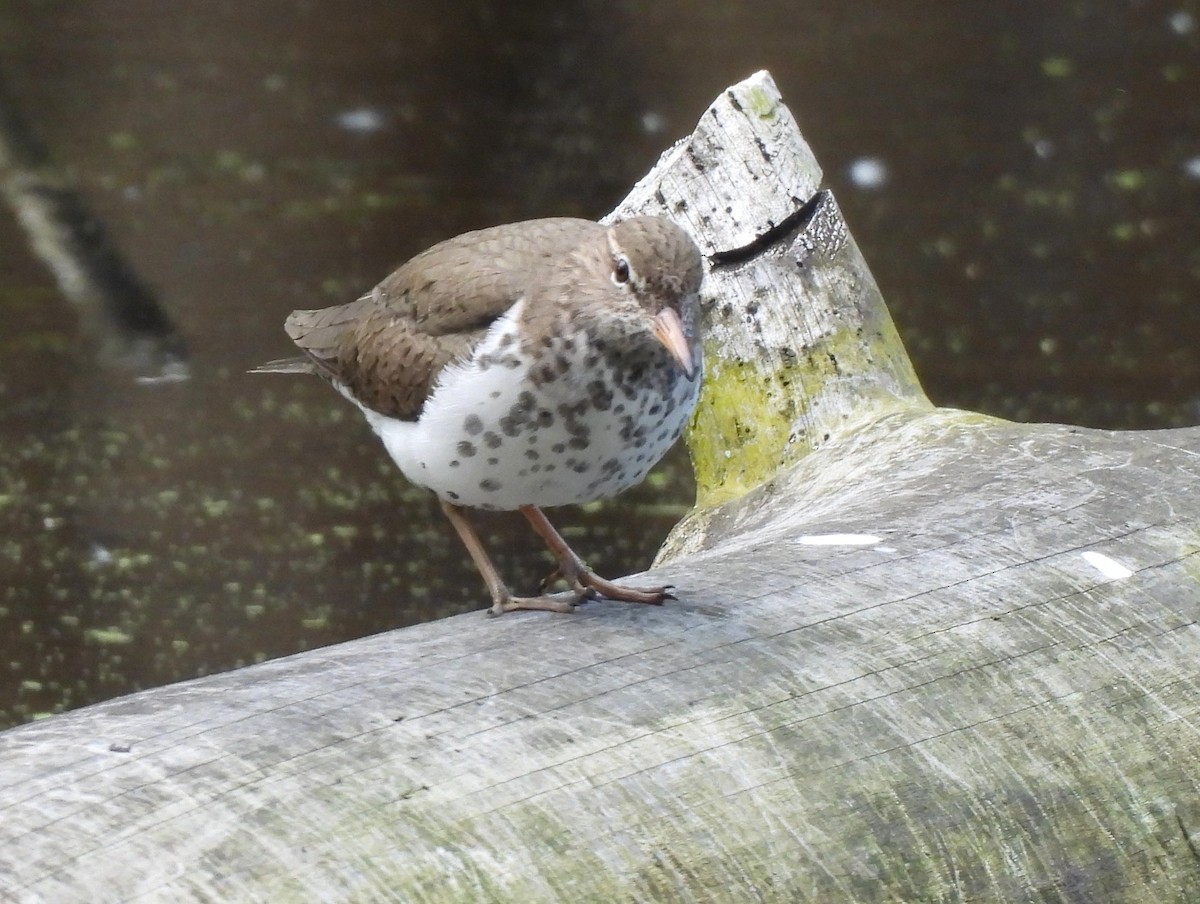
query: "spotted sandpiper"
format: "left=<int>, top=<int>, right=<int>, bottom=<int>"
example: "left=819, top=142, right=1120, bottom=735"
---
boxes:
left=254, top=216, right=704, bottom=614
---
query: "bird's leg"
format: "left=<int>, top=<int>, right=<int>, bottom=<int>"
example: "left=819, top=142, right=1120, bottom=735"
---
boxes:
left=438, top=499, right=575, bottom=615
left=519, top=505, right=673, bottom=605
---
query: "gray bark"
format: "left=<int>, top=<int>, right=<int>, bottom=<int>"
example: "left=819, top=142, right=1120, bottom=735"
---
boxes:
left=1, top=70, right=1198, bottom=904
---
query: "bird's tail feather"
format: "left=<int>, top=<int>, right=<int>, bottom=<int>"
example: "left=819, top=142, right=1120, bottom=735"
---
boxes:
left=248, top=356, right=315, bottom=375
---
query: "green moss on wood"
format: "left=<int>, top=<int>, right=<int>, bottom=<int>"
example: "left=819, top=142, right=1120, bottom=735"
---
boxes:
left=743, top=85, right=778, bottom=120
left=686, top=353, right=806, bottom=509
left=686, top=321, right=916, bottom=509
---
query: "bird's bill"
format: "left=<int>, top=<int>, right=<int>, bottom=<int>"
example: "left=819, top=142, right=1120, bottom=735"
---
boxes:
left=652, top=308, right=697, bottom=380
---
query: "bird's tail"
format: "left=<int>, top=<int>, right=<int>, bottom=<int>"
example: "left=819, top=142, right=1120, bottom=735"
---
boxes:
left=248, top=356, right=316, bottom=375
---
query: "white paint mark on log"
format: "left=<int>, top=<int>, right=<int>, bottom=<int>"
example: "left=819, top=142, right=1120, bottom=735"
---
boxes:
left=1081, top=551, right=1134, bottom=580
left=798, top=534, right=883, bottom=547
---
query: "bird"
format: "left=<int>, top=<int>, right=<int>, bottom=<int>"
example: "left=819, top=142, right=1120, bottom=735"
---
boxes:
left=253, top=215, right=704, bottom=615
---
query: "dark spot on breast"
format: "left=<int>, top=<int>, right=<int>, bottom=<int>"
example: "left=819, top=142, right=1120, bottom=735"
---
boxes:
left=457, top=441, right=477, bottom=457
left=483, top=431, right=503, bottom=449
left=568, top=436, right=588, bottom=450
left=463, top=414, right=484, bottom=435
left=557, top=400, right=588, bottom=420
left=551, top=442, right=565, bottom=454
left=587, top=380, right=613, bottom=411
left=480, top=478, right=501, bottom=492
left=525, top=449, right=539, bottom=460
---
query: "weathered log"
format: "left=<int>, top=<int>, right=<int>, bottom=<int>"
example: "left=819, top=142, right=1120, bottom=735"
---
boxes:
left=2, top=70, right=1198, bottom=903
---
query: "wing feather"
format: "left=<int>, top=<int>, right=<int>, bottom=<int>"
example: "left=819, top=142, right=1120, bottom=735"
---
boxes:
left=273, top=218, right=602, bottom=421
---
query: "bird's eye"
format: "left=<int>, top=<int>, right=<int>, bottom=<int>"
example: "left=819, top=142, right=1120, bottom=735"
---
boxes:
left=612, top=257, right=631, bottom=285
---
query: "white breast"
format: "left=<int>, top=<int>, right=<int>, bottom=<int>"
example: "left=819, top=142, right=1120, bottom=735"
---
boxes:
left=347, top=300, right=700, bottom=511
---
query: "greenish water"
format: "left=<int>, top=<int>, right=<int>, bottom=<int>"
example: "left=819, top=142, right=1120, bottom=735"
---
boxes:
left=1, top=0, right=1198, bottom=726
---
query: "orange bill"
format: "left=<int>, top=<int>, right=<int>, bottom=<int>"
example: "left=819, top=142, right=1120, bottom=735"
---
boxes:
left=652, top=307, right=697, bottom=379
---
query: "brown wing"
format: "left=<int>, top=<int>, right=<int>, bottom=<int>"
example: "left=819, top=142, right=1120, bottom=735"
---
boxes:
left=282, top=218, right=602, bottom=421
left=281, top=294, right=479, bottom=420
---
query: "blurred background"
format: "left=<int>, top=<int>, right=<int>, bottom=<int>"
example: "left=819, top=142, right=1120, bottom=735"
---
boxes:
left=1, top=1, right=1197, bottom=727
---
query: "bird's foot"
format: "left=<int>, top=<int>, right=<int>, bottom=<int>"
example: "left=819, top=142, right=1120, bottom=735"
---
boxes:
left=488, top=594, right=577, bottom=617
left=516, top=506, right=674, bottom=610
left=540, top=565, right=671, bottom=605
left=568, top=569, right=674, bottom=605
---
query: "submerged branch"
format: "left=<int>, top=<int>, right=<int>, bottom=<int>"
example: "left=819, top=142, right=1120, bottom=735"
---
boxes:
left=0, top=65, right=187, bottom=381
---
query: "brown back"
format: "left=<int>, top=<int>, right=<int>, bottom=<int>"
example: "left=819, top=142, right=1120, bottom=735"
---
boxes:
left=283, top=218, right=603, bottom=420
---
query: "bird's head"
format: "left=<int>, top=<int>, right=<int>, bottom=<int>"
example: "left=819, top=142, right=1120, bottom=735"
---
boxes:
left=600, top=216, right=703, bottom=380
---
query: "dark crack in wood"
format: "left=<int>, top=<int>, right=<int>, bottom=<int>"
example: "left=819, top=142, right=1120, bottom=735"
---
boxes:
left=709, top=189, right=826, bottom=268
